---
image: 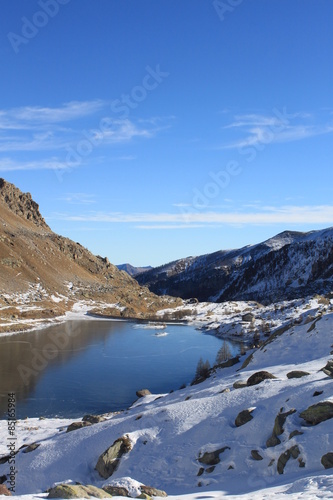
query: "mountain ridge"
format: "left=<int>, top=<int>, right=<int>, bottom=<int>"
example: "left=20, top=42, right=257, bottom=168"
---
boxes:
left=136, top=228, right=333, bottom=303
left=116, top=263, right=152, bottom=276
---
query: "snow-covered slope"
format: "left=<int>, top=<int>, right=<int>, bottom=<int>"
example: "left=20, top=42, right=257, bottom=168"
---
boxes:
left=136, top=228, right=333, bottom=304
left=1, top=298, right=333, bottom=500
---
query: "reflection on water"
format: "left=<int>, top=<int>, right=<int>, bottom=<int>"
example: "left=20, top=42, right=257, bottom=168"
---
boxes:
left=0, top=320, right=239, bottom=419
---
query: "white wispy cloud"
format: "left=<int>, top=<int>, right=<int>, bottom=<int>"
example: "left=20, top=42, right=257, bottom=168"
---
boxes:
left=0, top=101, right=164, bottom=155
left=58, top=193, right=96, bottom=205
left=48, top=205, right=333, bottom=227
left=0, top=100, right=106, bottom=127
left=221, top=111, right=333, bottom=149
left=0, top=157, right=70, bottom=171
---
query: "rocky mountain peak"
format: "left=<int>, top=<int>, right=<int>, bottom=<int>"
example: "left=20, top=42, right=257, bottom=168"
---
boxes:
left=0, top=178, right=49, bottom=229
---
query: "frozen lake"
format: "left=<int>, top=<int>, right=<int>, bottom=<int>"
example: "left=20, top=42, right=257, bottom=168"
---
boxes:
left=0, top=319, right=240, bottom=419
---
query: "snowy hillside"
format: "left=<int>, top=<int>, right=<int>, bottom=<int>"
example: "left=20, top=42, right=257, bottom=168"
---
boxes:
left=136, top=228, right=333, bottom=304
left=1, top=297, right=333, bottom=499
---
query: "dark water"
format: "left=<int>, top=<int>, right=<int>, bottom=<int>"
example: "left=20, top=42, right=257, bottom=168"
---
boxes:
left=0, top=319, right=240, bottom=419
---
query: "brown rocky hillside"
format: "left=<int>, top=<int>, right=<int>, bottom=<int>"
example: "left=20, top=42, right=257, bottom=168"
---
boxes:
left=0, top=179, right=181, bottom=332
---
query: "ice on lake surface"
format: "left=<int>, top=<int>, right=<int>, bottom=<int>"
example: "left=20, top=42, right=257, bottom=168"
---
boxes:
left=0, top=319, right=240, bottom=419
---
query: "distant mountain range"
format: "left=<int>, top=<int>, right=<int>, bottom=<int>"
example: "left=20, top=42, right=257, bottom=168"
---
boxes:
left=136, top=229, right=333, bottom=304
left=116, top=263, right=152, bottom=277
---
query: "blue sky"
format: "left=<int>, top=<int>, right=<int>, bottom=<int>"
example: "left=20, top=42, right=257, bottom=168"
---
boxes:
left=1, top=0, right=333, bottom=266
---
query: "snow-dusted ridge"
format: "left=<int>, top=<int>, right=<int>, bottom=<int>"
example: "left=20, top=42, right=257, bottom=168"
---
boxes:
left=136, top=227, right=333, bottom=304
left=1, top=296, right=333, bottom=499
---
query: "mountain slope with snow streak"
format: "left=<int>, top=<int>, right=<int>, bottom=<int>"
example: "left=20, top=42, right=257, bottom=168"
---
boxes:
left=136, top=228, right=333, bottom=304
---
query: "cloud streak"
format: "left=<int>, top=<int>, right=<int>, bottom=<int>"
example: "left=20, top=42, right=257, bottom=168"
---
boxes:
left=221, top=112, right=333, bottom=149
left=0, top=157, right=70, bottom=171
left=0, top=101, right=164, bottom=156
left=0, top=100, right=106, bottom=127
left=48, top=205, right=333, bottom=227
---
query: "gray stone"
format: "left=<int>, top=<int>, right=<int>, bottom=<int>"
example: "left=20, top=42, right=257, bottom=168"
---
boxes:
left=300, top=402, right=333, bottom=425
left=321, top=361, right=333, bottom=378
left=95, top=435, right=132, bottom=479
left=247, top=371, right=277, bottom=386
left=277, top=445, right=300, bottom=475
left=321, top=452, right=333, bottom=469
left=286, top=371, right=310, bottom=379
left=66, top=421, right=92, bottom=433
left=141, top=485, right=168, bottom=497
left=289, top=430, right=303, bottom=439
left=198, top=446, right=230, bottom=465
left=235, top=408, right=254, bottom=427
left=233, top=380, right=247, bottom=389
left=136, top=389, right=152, bottom=398
left=266, top=409, right=296, bottom=448
left=251, top=450, right=263, bottom=461
left=82, top=414, right=106, bottom=424
left=266, top=434, right=281, bottom=448
left=102, top=485, right=129, bottom=496
left=22, top=443, right=40, bottom=453
left=47, top=484, right=112, bottom=499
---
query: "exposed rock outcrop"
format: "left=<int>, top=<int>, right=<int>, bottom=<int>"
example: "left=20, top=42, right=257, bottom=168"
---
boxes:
left=198, top=446, right=230, bottom=466
left=47, top=484, right=112, bottom=498
left=321, top=452, right=333, bottom=469
left=95, top=436, right=132, bottom=479
left=266, top=409, right=296, bottom=448
left=235, top=408, right=254, bottom=427
left=300, top=402, right=333, bottom=425
left=286, top=371, right=310, bottom=379
left=247, top=371, right=277, bottom=386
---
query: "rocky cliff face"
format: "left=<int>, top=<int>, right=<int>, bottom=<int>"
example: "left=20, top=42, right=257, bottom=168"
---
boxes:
left=136, top=229, right=333, bottom=304
left=0, top=179, right=181, bottom=332
left=0, top=178, right=49, bottom=229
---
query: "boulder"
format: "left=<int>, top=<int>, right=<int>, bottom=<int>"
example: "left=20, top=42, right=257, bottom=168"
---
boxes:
left=300, top=402, right=333, bottom=425
left=277, top=445, right=300, bottom=474
left=251, top=450, right=263, bottom=461
left=289, top=430, right=303, bottom=439
left=286, top=371, right=310, bottom=379
left=95, top=435, right=132, bottom=479
left=321, top=452, right=333, bottom=469
left=247, top=371, right=276, bottom=386
left=198, top=446, right=230, bottom=465
left=233, top=380, right=247, bottom=389
left=235, top=408, right=254, bottom=427
left=266, top=409, right=296, bottom=448
left=321, top=360, right=333, bottom=378
left=141, top=485, right=168, bottom=497
left=266, top=434, right=281, bottom=448
left=22, top=443, right=40, bottom=453
left=242, top=313, right=254, bottom=322
left=66, top=421, right=92, bottom=433
left=218, top=356, right=240, bottom=369
left=0, top=485, right=11, bottom=496
left=102, top=485, right=129, bottom=496
left=136, top=389, right=151, bottom=398
left=82, top=414, right=106, bottom=424
left=47, top=484, right=112, bottom=498
left=313, top=390, right=323, bottom=397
